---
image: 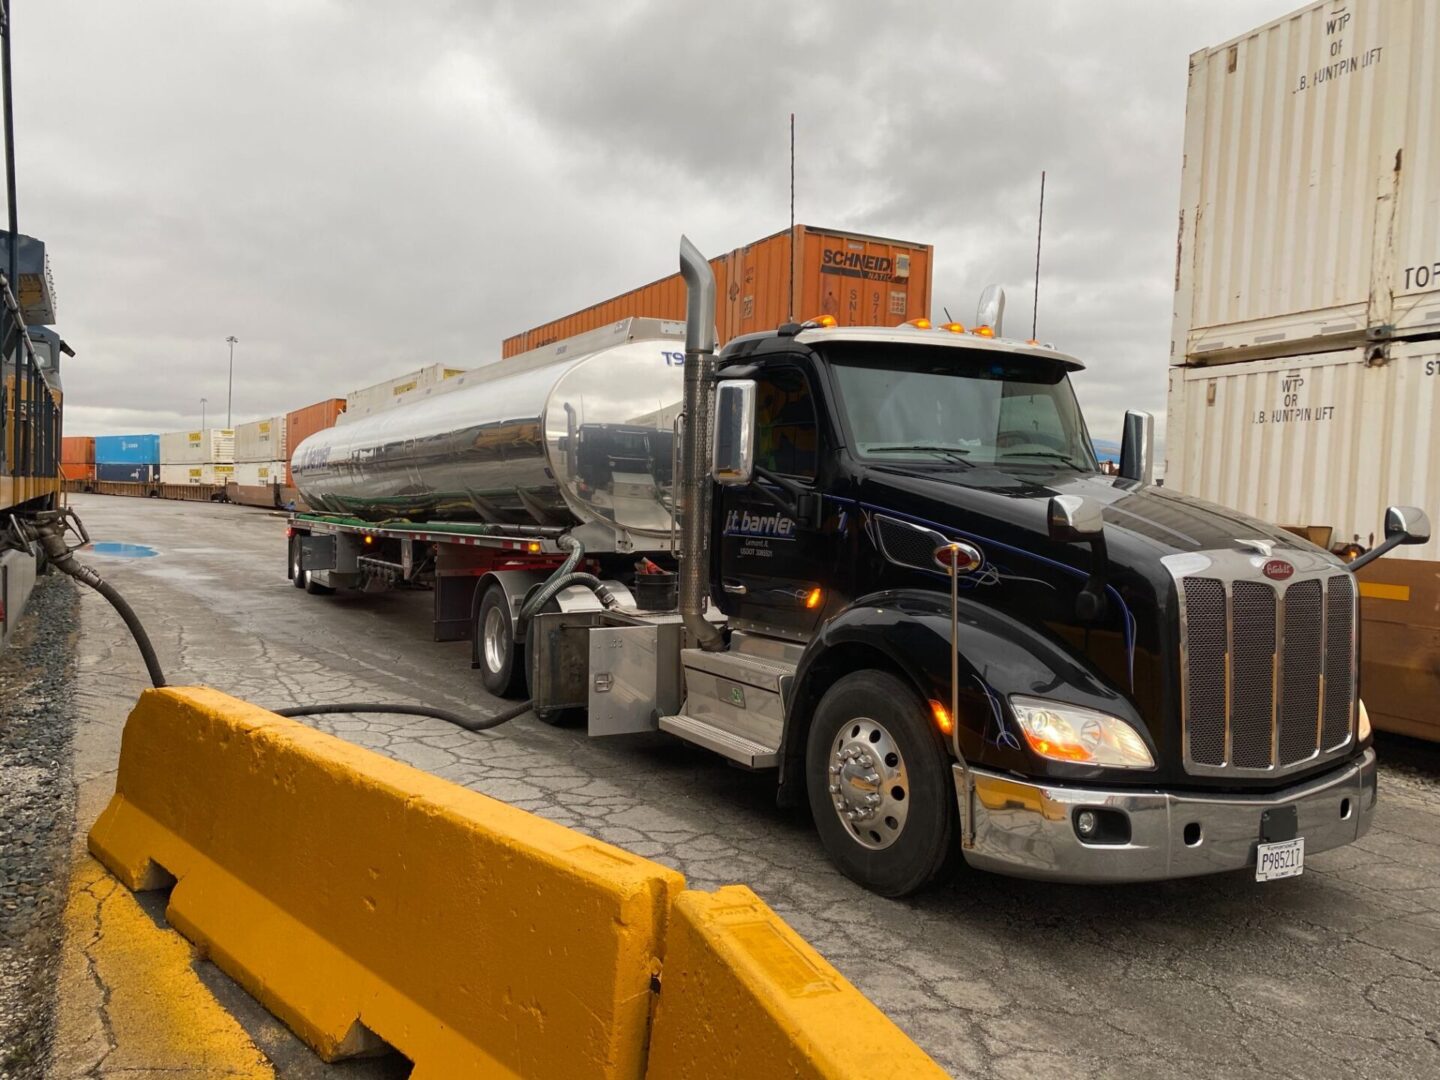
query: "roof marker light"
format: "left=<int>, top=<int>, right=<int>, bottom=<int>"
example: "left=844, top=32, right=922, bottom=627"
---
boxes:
left=973, top=325, right=995, bottom=338
left=804, top=314, right=838, bottom=328
left=906, top=317, right=932, bottom=330
left=940, top=322, right=966, bottom=333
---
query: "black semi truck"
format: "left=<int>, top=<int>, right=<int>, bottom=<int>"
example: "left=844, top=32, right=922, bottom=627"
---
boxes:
left=286, top=240, right=1427, bottom=896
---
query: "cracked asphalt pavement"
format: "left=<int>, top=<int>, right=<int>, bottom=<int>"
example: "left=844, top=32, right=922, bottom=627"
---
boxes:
left=33, top=493, right=1440, bottom=1078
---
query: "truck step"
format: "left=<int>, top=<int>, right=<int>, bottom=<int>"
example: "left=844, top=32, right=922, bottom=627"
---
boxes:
left=680, top=648, right=796, bottom=694
left=658, top=714, right=779, bottom=768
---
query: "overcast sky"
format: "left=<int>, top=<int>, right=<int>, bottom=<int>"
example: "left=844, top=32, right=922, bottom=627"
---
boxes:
left=23, top=0, right=1300, bottom=456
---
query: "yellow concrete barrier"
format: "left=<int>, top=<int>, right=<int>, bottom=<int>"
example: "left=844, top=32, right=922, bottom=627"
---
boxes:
left=646, top=886, right=950, bottom=1080
left=88, top=687, right=684, bottom=1080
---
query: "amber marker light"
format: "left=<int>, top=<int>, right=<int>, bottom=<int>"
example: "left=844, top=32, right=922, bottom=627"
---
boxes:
left=940, top=322, right=966, bottom=333
left=973, top=325, right=995, bottom=338
left=363, top=534, right=375, bottom=545
left=929, top=699, right=955, bottom=735
left=906, top=317, right=932, bottom=329
left=804, top=587, right=823, bottom=609
left=527, top=541, right=543, bottom=554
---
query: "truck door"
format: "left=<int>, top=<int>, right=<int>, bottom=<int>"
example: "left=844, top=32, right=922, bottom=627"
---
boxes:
left=716, top=363, right=835, bottom=638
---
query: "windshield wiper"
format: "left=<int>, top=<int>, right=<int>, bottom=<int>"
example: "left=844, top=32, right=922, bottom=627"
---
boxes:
left=998, top=449, right=1088, bottom=470
left=866, top=443, right=974, bottom=467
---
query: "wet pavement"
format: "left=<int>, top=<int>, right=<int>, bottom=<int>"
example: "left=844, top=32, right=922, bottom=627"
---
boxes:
left=37, top=493, right=1440, bottom=1078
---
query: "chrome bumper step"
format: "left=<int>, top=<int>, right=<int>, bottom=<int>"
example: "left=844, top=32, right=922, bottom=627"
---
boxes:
left=658, top=713, right=779, bottom=768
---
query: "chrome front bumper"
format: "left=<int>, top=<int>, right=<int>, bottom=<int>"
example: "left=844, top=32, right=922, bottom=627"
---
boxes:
left=953, top=748, right=1377, bottom=883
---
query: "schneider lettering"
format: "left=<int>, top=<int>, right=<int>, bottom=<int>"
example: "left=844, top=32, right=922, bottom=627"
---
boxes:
left=821, top=249, right=896, bottom=281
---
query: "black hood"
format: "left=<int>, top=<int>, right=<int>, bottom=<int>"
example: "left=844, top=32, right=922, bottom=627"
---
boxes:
left=861, top=463, right=1326, bottom=575
left=849, top=463, right=1345, bottom=788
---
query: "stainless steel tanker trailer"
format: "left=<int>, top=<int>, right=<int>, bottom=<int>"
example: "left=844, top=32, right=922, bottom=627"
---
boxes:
left=287, top=239, right=1419, bottom=895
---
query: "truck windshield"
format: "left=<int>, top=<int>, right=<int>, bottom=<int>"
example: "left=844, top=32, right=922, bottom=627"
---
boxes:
left=826, top=344, right=1099, bottom=471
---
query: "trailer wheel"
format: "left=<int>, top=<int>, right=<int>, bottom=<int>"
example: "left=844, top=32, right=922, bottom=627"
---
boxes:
left=289, top=537, right=306, bottom=589
left=806, top=670, right=956, bottom=897
left=477, top=585, right=525, bottom=698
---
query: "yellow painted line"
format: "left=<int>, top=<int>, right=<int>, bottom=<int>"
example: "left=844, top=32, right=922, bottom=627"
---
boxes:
left=51, top=855, right=274, bottom=1078
left=1359, top=581, right=1411, bottom=601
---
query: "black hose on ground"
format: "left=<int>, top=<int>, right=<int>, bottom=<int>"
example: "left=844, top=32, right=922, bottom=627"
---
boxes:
left=21, top=510, right=527, bottom=734
left=25, top=523, right=169, bottom=688
left=272, top=700, right=532, bottom=732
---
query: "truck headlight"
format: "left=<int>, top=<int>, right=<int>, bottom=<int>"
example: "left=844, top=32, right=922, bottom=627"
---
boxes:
left=1009, top=697, right=1155, bottom=769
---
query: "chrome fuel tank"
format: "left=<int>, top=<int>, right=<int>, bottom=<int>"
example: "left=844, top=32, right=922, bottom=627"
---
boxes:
left=291, top=337, right=685, bottom=542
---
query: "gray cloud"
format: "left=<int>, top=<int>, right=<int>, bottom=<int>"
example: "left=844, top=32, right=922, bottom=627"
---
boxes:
left=24, top=0, right=1295, bottom=459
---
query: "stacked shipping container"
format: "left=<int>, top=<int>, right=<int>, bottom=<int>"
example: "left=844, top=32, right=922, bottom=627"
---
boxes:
left=233, top=415, right=287, bottom=488
left=284, top=399, right=346, bottom=486
left=159, top=429, right=234, bottom=485
left=94, top=434, right=160, bottom=483
left=342, top=365, right=466, bottom=423
left=60, top=436, right=94, bottom=483
left=501, top=226, right=933, bottom=358
left=1168, top=0, right=1440, bottom=740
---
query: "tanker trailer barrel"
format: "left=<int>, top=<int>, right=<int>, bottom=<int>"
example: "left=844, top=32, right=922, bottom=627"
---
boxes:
left=287, top=337, right=685, bottom=541
left=678, top=235, right=723, bottom=650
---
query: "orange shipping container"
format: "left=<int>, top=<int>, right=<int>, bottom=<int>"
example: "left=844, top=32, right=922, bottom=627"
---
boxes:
left=502, top=225, right=932, bottom=358
left=60, top=461, right=95, bottom=482
left=283, top=398, right=346, bottom=486
left=62, top=435, right=94, bottom=464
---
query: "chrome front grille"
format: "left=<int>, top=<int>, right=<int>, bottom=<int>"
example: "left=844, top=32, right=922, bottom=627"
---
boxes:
left=1178, top=564, right=1356, bottom=776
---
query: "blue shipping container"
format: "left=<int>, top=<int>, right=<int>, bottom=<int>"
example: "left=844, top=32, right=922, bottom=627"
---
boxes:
left=94, top=434, right=160, bottom=465
left=96, top=462, right=158, bottom=483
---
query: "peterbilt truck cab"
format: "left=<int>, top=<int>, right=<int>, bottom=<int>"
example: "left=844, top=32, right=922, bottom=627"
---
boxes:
left=588, top=237, right=1425, bottom=897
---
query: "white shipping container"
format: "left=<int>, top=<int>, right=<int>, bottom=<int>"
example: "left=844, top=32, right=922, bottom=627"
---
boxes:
left=233, top=416, right=286, bottom=463
left=342, top=364, right=466, bottom=422
left=391, top=318, right=687, bottom=412
left=1173, top=0, right=1440, bottom=365
left=1165, top=340, right=1440, bottom=558
left=160, top=428, right=235, bottom=464
left=159, top=463, right=236, bottom=485
left=233, top=461, right=286, bottom=486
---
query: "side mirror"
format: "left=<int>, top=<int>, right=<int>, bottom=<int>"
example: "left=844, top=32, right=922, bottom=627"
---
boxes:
left=1118, top=410, right=1154, bottom=485
left=1385, top=505, right=1430, bottom=545
left=1048, top=494, right=1109, bottom=622
left=976, top=285, right=1006, bottom=337
left=711, top=379, right=756, bottom=485
left=1048, top=494, right=1104, bottom=542
left=1348, top=505, right=1431, bottom=571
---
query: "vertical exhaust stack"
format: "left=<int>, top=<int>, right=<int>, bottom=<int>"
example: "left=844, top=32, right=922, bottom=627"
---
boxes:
left=678, top=236, right=724, bottom=650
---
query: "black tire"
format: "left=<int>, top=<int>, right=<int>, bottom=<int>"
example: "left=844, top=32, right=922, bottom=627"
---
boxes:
left=289, top=537, right=306, bottom=588
left=806, top=670, right=957, bottom=897
left=476, top=585, right=525, bottom=698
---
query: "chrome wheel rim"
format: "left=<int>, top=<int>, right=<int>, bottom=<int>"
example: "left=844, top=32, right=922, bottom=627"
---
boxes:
left=828, top=717, right=910, bottom=850
left=482, top=605, right=509, bottom=675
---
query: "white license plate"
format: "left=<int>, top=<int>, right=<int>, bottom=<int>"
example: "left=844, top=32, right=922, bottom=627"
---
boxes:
left=1256, top=837, right=1305, bottom=881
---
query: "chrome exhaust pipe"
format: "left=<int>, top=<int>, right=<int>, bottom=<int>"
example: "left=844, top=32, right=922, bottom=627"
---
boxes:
left=678, top=235, right=723, bottom=650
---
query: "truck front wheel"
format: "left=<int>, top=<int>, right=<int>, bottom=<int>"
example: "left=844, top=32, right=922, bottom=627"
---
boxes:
left=806, top=670, right=956, bottom=897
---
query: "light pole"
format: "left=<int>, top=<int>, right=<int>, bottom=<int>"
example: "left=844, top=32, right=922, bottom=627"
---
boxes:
left=200, top=397, right=207, bottom=429
left=225, top=335, right=238, bottom=428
